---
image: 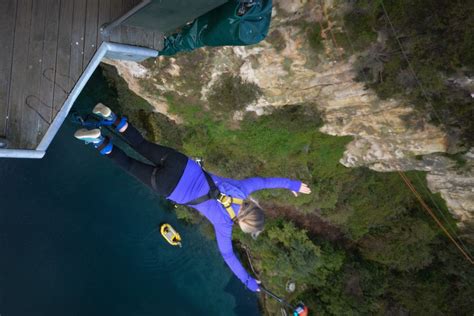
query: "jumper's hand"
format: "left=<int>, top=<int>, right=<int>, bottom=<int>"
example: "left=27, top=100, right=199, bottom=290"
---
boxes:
left=292, top=183, right=311, bottom=197
left=247, top=278, right=260, bottom=292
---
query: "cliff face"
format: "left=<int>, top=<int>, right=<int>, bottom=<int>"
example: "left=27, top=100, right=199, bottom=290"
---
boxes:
left=426, top=150, right=474, bottom=226
left=103, top=0, right=473, bottom=232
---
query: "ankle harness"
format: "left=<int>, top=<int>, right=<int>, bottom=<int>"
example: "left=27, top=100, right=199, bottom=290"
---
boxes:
left=113, top=116, right=128, bottom=131
left=96, top=137, right=113, bottom=155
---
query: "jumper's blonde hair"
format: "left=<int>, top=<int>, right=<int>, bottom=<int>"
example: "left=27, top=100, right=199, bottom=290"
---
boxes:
left=235, top=198, right=265, bottom=239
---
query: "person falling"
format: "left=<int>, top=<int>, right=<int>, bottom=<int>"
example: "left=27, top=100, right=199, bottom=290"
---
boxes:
left=74, top=103, right=311, bottom=292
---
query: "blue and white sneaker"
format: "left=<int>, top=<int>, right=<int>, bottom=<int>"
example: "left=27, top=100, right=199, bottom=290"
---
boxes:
left=93, top=103, right=116, bottom=122
left=74, top=128, right=112, bottom=155
left=74, top=128, right=103, bottom=144
left=92, top=103, right=127, bottom=131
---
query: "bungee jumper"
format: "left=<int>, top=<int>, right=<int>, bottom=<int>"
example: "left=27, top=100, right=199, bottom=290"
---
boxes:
left=74, top=103, right=311, bottom=292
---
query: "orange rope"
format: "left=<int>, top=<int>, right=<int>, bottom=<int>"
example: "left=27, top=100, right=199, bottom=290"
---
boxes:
left=398, top=172, right=474, bottom=264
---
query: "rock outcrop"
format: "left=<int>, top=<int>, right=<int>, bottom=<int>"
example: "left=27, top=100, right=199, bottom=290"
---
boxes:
left=426, top=150, right=474, bottom=227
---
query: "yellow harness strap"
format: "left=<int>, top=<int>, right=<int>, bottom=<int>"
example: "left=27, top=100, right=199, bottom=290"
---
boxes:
left=218, top=194, right=243, bottom=220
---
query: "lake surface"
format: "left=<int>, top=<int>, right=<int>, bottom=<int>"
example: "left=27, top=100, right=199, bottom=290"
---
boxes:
left=0, top=70, right=260, bottom=316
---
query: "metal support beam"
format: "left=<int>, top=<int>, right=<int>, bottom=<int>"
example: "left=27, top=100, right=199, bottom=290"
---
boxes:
left=100, top=0, right=152, bottom=37
left=0, top=149, right=45, bottom=159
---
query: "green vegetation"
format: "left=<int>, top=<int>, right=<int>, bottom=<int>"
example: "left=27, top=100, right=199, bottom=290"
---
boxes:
left=207, top=73, right=262, bottom=116
left=266, top=29, right=287, bottom=52
left=298, top=21, right=324, bottom=67
left=339, top=0, right=474, bottom=147
left=306, top=23, right=324, bottom=53
left=333, top=1, right=378, bottom=54
left=102, top=65, right=474, bottom=314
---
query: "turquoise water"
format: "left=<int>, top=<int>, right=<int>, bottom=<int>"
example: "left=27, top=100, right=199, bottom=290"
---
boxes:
left=0, top=70, right=259, bottom=316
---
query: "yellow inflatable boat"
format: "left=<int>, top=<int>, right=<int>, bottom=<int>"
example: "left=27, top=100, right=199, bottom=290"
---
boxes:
left=160, top=223, right=182, bottom=247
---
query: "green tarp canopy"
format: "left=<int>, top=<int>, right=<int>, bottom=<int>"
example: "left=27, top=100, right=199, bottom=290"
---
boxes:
left=159, top=0, right=273, bottom=56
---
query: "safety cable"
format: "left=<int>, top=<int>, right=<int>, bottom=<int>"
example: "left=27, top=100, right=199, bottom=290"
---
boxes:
left=316, top=0, right=474, bottom=265
left=406, top=171, right=474, bottom=259
left=243, top=244, right=260, bottom=277
left=398, top=171, right=474, bottom=264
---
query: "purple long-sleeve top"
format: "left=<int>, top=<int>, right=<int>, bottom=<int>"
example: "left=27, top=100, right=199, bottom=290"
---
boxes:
left=167, top=159, right=302, bottom=291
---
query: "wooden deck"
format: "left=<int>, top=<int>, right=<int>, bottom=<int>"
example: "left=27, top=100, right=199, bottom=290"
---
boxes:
left=0, top=0, right=164, bottom=149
